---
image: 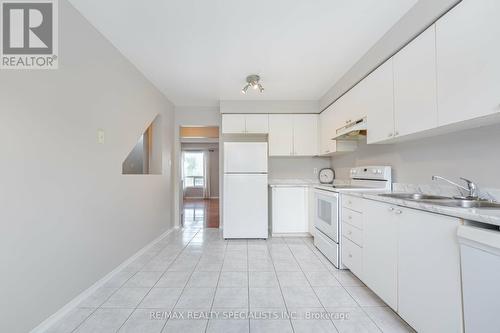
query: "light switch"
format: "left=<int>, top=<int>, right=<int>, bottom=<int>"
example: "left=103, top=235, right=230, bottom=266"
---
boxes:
left=97, top=129, right=105, bottom=144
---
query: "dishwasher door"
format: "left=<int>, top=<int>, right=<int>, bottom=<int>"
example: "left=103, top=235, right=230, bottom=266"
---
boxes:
left=458, top=225, right=500, bottom=333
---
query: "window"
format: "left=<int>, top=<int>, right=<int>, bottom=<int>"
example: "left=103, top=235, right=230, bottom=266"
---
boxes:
left=183, top=151, right=204, bottom=188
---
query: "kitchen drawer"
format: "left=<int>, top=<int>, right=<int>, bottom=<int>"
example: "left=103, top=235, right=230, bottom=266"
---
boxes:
left=314, top=229, right=339, bottom=267
left=342, top=221, right=363, bottom=247
left=342, top=195, right=364, bottom=213
left=342, top=208, right=363, bottom=230
left=342, top=237, right=363, bottom=278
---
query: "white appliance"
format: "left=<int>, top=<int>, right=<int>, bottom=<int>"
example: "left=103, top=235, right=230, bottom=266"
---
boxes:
left=313, top=166, right=392, bottom=268
left=458, top=225, right=500, bottom=333
left=223, top=142, right=268, bottom=239
left=332, top=117, right=367, bottom=140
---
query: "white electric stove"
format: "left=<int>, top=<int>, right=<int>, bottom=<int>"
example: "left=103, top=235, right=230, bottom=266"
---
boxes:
left=313, top=166, right=392, bottom=268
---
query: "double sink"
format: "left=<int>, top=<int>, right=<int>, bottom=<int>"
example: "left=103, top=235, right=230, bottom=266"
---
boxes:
left=379, top=193, right=500, bottom=209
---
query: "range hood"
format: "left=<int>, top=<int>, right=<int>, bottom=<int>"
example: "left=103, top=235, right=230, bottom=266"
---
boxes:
left=332, top=117, right=367, bottom=140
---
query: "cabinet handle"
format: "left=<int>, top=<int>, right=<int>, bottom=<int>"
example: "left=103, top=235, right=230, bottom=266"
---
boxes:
left=395, top=210, right=402, bottom=215
left=388, top=207, right=394, bottom=211
left=348, top=215, right=352, bottom=220
left=348, top=253, right=353, bottom=258
left=348, top=201, right=352, bottom=205
left=348, top=230, right=352, bottom=235
left=388, top=133, right=393, bottom=137
left=395, top=131, right=399, bottom=136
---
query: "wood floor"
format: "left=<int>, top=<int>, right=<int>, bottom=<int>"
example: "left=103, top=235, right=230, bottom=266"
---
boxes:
left=183, top=198, right=219, bottom=228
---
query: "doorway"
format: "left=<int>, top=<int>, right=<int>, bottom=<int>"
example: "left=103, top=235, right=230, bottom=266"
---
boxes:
left=179, top=126, right=220, bottom=229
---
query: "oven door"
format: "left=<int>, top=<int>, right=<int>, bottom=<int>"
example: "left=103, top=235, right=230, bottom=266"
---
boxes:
left=314, top=190, right=339, bottom=243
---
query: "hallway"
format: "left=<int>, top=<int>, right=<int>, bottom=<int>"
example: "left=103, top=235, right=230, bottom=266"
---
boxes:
left=46, top=227, right=413, bottom=333
left=183, top=199, right=220, bottom=229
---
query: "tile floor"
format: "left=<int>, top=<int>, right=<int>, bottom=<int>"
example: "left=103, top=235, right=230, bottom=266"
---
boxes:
left=46, top=227, right=415, bottom=333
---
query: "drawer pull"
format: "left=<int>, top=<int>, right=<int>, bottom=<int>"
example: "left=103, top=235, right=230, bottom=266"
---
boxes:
left=348, top=215, right=352, bottom=220
left=348, top=253, right=353, bottom=258
left=348, top=201, right=352, bottom=205
left=347, top=230, right=352, bottom=235
left=388, top=207, right=394, bottom=212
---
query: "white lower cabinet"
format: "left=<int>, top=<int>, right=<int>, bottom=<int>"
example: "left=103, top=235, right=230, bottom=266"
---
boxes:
left=398, top=207, right=463, bottom=333
left=271, top=186, right=308, bottom=234
left=362, top=199, right=398, bottom=310
left=342, top=197, right=464, bottom=332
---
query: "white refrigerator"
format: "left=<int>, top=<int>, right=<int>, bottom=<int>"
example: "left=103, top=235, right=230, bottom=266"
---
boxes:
left=223, top=142, right=268, bottom=239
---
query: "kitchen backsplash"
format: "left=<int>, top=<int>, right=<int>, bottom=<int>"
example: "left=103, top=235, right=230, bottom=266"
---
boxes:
left=268, top=156, right=331, bottom=181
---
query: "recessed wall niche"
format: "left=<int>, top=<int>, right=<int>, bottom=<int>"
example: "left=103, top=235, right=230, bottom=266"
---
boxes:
left=122, top=115, right=162, bottom=175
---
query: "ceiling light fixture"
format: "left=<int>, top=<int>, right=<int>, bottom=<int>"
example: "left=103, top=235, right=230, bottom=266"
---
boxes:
left=241, top=74, right=264, bottom=94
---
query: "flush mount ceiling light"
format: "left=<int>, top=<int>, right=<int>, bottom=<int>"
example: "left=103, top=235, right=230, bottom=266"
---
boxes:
left=241, top=74, right=264, bottom=94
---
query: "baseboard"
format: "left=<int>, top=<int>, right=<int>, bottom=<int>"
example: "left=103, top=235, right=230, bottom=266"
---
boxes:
left=30, top=227, right=175, bottom=333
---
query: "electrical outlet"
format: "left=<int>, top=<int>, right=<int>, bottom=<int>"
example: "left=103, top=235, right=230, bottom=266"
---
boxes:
left=97, top=129, right=105, bottom=144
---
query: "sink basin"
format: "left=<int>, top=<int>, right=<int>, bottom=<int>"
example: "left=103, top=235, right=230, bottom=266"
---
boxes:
left=379, top=193, right=451, bottom=200
left=422, top=199, right=500, bottom=209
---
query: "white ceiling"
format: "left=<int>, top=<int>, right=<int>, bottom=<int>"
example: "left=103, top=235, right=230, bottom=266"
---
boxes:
left=68, top=0, right=417, bottom=106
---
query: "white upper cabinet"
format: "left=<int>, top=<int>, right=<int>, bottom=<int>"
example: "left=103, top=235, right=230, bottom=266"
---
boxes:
left=436, top=0, right=500, bottom=126
left=222, top=114, right=268, bottom=134
left=394, top=24, right=438, bottom=137
left=319, top=104, right=336, bottom=155
left=222, top=114, right=246, bottom=134
left=244, top=114, right=269, bottom=133
left=269, top=114, right=319, bottom=156
left=293, top=114, right=318, bottom=156
left=365, top=59, right=395, bottom=144
left=268, top=114, right=294, bottom=156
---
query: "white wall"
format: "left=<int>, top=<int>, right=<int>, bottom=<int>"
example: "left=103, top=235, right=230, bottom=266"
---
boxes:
left=331, top=123, right=500, bottom=189
left=220, top=100, right=319, bottom=114
left=0, top=1, right=175, bottom=332
left=320, top=0, right=460, bottom=111
left=269, top=157, right=331, bottom=181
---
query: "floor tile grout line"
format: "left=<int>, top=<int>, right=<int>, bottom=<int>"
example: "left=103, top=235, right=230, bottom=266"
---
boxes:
left=302, top=237, right=385, bottom=332
left=157, top=227, right=205, bottom=333
left=68, top=230, right=187, bottom=333
left=203, top=234, right=229, bottom=333
left=267, top=236, right=296, bottom=333
left=246, top=239, right=251, bottom=333
left=342, top=287, right=385, bottom=333
left=283, top=238, right=339, bottom=333
left=113, top=227, right=201, bottom=333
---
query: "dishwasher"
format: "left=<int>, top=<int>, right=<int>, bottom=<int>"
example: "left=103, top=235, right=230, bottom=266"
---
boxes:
left=457, top=224, right=500, bottom=333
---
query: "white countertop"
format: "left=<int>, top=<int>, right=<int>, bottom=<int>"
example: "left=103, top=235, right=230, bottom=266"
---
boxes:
left=342, top=191, right=500, bottom=227
left=268, top=179, right=320, bottom=187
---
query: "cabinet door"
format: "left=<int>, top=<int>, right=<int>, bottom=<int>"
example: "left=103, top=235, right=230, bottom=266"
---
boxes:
left=319, top=105, right=336, bottom=155
left=293, top=114, right=318, bottom=156
left=394, top=25, right=438, bottom=137
left=268, top=114, right=293, bottom=156
left=272, top=187, right=308, bottom=233
left=436, top=0, right=500, bottom=126
left=366, top=60, right=396, bottom=144
left=398, top=208, right=462, bottom=333
left=363, top=200, right=398, bottom=310
left=222, top=114, right=246, bottom=134
left=245, top=114, right=269, bottom=133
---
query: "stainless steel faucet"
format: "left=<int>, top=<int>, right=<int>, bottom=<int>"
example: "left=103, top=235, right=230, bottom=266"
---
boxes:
left=432, top=176, right=479, bottom=199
